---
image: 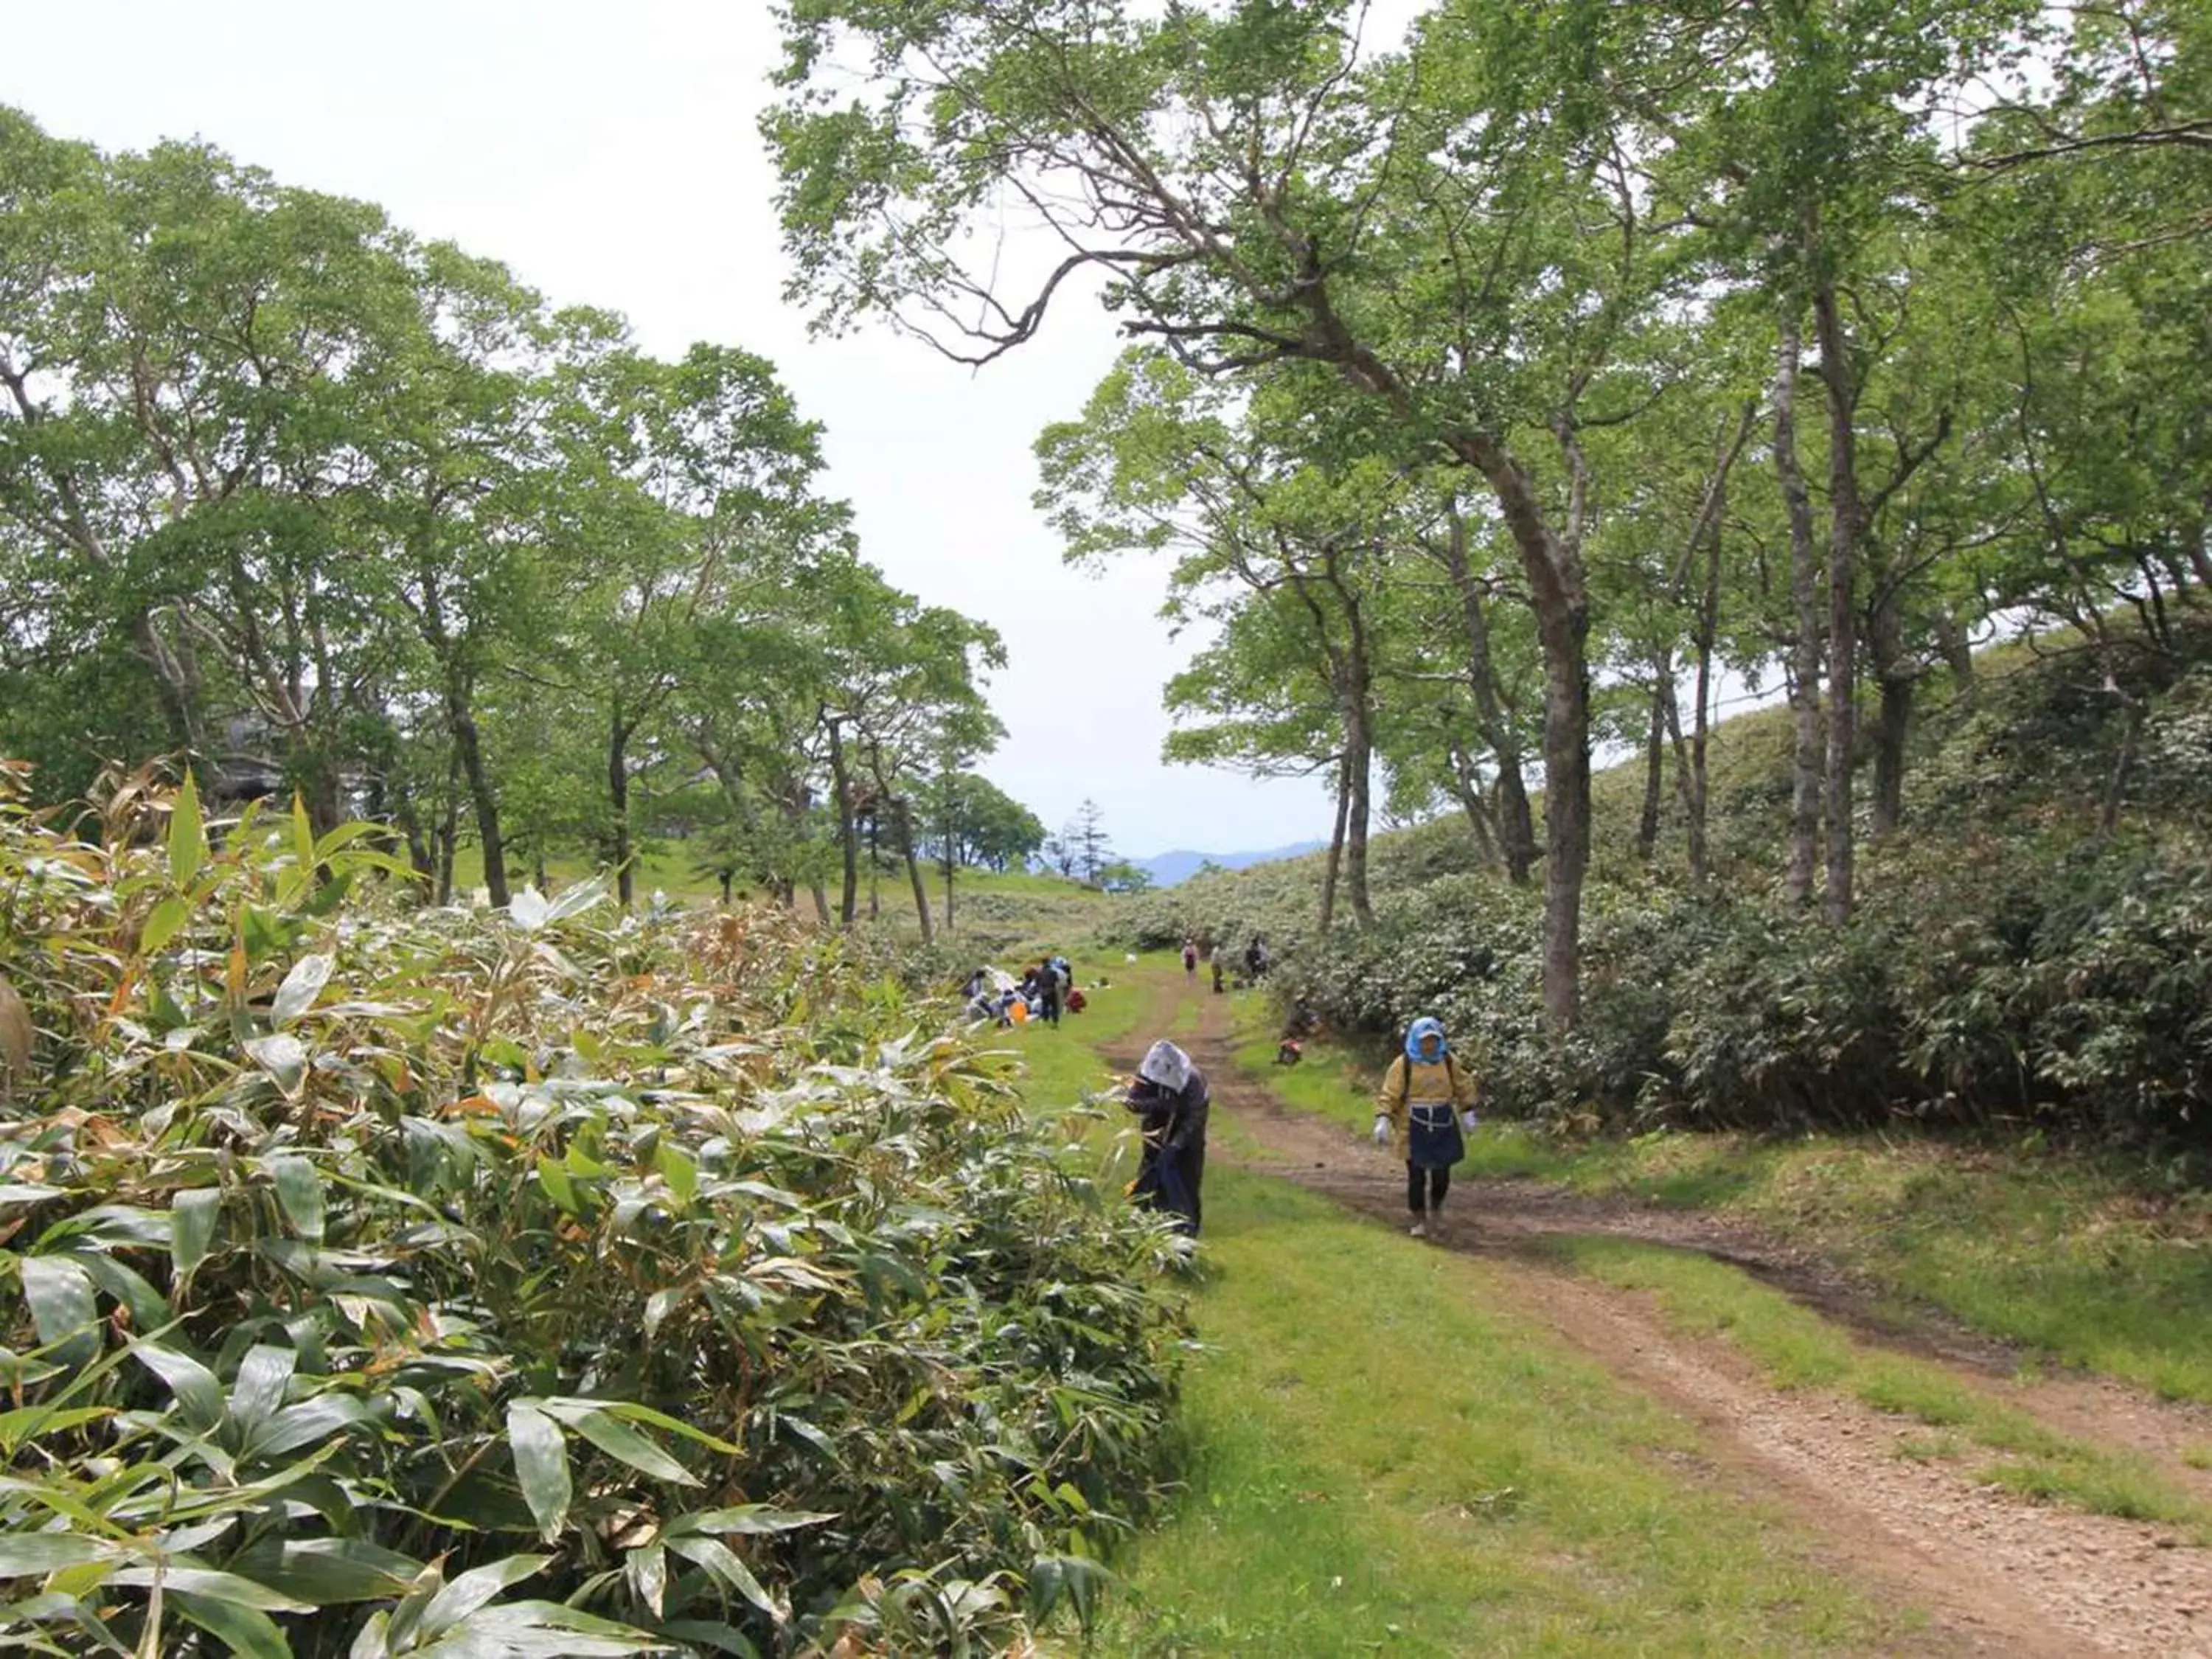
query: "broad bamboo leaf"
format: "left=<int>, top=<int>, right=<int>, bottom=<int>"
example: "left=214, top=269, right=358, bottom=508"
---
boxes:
left=141, top=894, right=192, bottom=955
left=664, top=1535, right=780, bottom=1622
left=553, top=1406, right=696, bottom=1486
left=654, top=1143, right=698, bottom=1208
left=170, top=773, right=206, bottom=890
left=272, top=953, right=334, bottom=1026
left=412, top=1602, right=668, bottom=1658
left=415, top=1554, right=549, bottom=1644
left=291, top=793, right=316, bottom=873
left=51, top=1203, right=171, bottom=1248
left=229, top=1344, right=297, bottom=1430
left=535, top=1155, right=582, bottom=1217
left=505, top=1405, right=571, bottom=1543
left=228, top=1536, right=422, bottom=1605
left=18, top=1253, right=100, bottom=1364
left=108, top=1564, right=310, bottom=1611
left=0, top=1531, right=117, bottom=1575
left=171, top=1187, right=222, bottom=1281
left=131, top=1338, right=227, bottom=1433
left=243, top=1394, right=370, bottom=1461
left=653, top=1621, right=760, bottom=1658
left=541, top=874, right=612, bottom=925
left=665, top=1506, right=835, bottom=1538
left=549, top=1397, right=740, bottom=1455
left=262, top=1155, right=325, bottom=1242
left=72, top=1251, right=169, bottom=1333
left=173, top=1587, right=293, bottom=1659
left=506, top=888, right=550, bottom=931
left=245, top=1035, right=310, bottom=1100
left=625, top=1543, right=666, bottom=1618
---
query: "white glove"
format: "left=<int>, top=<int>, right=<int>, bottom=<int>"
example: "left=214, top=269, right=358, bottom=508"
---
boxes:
left=1460, top=1110, right=1479, bottom=1133
left=1371, top=1116, right=1391, bottom=1147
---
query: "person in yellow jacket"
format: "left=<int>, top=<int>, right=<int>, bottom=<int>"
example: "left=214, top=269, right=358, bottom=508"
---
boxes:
left=1372, top=1015, right=1478, bottom=1239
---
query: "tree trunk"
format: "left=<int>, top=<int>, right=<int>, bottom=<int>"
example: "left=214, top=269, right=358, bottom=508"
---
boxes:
left=1936, top=608, right=1977, bottom=712
left=1450, top=435, right=1590, bottom=1031
left=447, top=677, right=507, bottom=909
left=1342, top=690, right=1374, bottom=928
left=2183, top=501, right=2212, bottom=591
left=2099, top=694, right=2146, bottom=837
left=826, top=718, right=858, bottom=927
left=1443, top=508, right=1537, bottom=883
left=1812, top=269, right=1864, bottom=925
left=131, top=610, right=206, bottom=756
left=1318, top=751, right=1349, bottom=936
left=1871, top=674, right=1912, bottom=837
left=895, top=798, right=935, bottom=945
left=1638, top=652, right=1672, bottom=865
left=1866, top=577, right=1912, bottom=838
left=1447, top=741, right=1503, bottom=871
left=435, top=757, right=460, bottom=908
left=1684, top=470, right=1724, bottom=884
left=608, top=704, right=634, bottom=910
left=1775, top=316, right=1825, bottom=907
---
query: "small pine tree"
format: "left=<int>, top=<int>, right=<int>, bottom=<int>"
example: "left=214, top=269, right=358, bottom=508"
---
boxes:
left=1067, top=799, right=1113, bottom=886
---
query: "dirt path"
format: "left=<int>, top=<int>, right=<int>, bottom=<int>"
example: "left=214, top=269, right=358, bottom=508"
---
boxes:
left=1103, top=977, right=2212, bottom=1659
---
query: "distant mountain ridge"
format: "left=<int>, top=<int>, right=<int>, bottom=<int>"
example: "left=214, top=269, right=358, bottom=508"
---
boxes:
left=1133, top=841, right=1328, bottom=888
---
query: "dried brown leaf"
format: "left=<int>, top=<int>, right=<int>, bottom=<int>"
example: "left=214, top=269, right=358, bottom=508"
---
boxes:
left=0, top=973, right=31, bottom=1080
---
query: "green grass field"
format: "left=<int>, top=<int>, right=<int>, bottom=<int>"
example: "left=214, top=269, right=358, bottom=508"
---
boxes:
left=1072, top=1171, right=1899, bottom=1656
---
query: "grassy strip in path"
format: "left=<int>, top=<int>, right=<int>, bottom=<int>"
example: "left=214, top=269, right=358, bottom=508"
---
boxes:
left=1082, top=1169, right=1901, bottom=1656
left=1224, top=998, right=2212, bottom=1408
left=1548, top=1236, right=2212, bottom=1545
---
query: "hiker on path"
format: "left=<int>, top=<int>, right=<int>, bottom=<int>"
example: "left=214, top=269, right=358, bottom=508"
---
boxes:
left=1181, top=937, right=1198, bottom=977
left=1125, top=1038, right=1209, bottom=1237
left=1372, top=1015, right=1478, bottom=1239
left=1035, top=958, right=1063, bottom=1027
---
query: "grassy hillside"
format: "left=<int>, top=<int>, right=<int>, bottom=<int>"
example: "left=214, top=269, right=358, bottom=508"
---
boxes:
left=1112, top=614, right=2212, bottom=1167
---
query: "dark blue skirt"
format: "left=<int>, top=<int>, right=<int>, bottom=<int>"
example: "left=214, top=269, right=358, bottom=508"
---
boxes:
left=1407, top=1102, right=1465, bottom=1169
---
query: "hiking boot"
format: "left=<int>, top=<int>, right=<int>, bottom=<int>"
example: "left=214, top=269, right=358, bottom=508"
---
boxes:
left=1407, top=1218, right=1427, bottom=1239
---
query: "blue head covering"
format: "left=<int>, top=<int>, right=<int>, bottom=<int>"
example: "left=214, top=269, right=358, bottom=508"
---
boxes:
left=1404, top=1016, right=1447, bottom=1063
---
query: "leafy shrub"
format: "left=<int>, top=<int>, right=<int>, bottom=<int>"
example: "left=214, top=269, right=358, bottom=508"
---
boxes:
left=0, top=770, right=1187, bottom=1656
left=1186, top=629, right=2212, bottom=1170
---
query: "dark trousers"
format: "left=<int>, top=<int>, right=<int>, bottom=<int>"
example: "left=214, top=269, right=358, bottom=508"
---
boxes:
left=1040, top=990, right=1060, bottom=1026
left=1137, top=1141, right=1206, bottom=1237
left=1407, top=1163, right=1450, bottom=1214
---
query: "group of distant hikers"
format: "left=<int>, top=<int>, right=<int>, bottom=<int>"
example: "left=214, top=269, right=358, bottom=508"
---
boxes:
left=960, top=954, right=1083, bottom=1028
left=1179, top=933, right=1270, bottom=994
left=959, top=939, right=1478, bottom=1247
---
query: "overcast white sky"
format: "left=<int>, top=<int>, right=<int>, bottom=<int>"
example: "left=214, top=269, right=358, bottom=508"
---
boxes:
left=3, top=0, right=1338, bottom=858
